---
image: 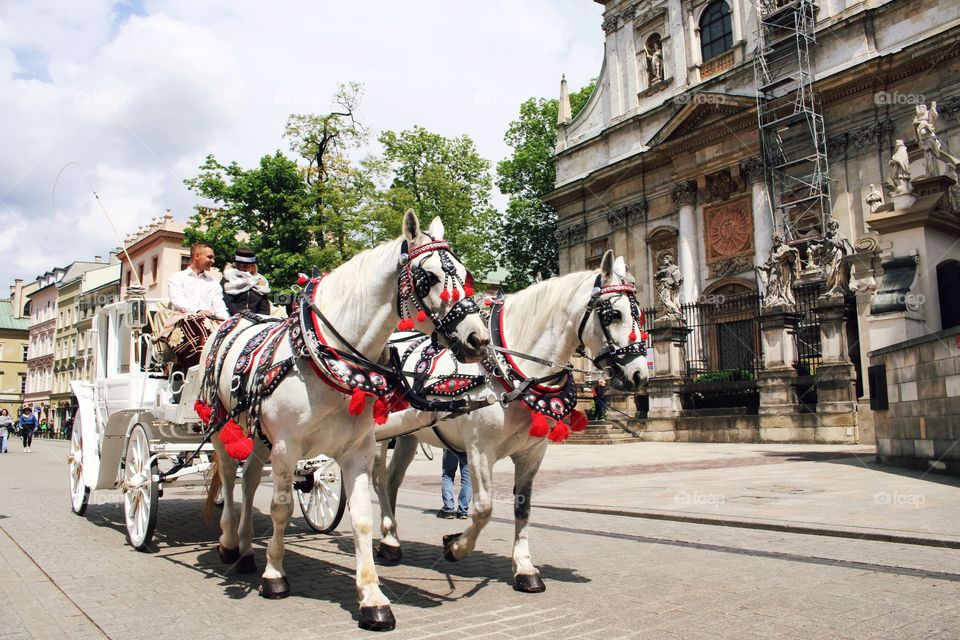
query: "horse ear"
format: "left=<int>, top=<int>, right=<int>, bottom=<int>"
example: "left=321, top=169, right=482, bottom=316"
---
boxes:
left=427, top=216, right=445, bottom=239
left=613, top=256, right=626, bottom=278
left=600, top=250, right=615, bottom=282
left=402, top=209, right=420, bottom=243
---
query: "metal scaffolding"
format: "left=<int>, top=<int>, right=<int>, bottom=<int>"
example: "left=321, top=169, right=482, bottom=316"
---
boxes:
left=754, top=0, right=831, bottom=242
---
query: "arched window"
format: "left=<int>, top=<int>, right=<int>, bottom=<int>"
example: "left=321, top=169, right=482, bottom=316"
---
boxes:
left=700, top=1, right=733, bottom=61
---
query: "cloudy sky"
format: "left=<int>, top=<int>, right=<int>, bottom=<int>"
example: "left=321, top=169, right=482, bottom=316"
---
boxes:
left=0, top=0, right=604, bottom=289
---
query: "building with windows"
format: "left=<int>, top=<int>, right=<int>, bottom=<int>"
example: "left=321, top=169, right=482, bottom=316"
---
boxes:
left=0, top=297, right=32, bottom=416
left=546, top=0, right=960, bottom=450
left=120, top=210, right=190, bottom=301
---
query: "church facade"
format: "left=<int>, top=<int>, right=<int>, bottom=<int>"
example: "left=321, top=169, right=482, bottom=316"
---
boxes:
left=544, top=0, right=960, bottom=450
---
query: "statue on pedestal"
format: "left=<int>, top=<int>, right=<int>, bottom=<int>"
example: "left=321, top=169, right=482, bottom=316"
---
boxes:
left=756, top=234, right=800, bottom=308
left=914, top=102, right=960, bottom=177
left=888, top=139, right=913, bottom=196
left=655, top=254, right=684, bottom=321
left=646, top=36, right=664, bottom=84
left=809, top=218, right=854, bottom=299
left=866, top=184, right=884, bottom=213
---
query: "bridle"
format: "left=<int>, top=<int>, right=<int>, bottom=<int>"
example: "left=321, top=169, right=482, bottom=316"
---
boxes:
left=397, top=238, right=479, bottom=361
left=575, top=275, right=648, bottom=381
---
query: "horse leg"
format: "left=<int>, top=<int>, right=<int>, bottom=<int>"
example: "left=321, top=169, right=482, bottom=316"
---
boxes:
left=260, top=440, right=296, bottom=599
left=510, top=446, right=547, bottom=593
left=442, top=437, right=495, bottom=563
left=235, top=437, right=268, bottom=574
left=373, top=435, right=418, bottom=565
left=211, top=437, right=242, bottom=566
left=340, top=445, right=396, bottom=631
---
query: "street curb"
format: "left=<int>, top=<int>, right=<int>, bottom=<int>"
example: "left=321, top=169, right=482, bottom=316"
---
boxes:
left=536, top=503, right=960, bottom=550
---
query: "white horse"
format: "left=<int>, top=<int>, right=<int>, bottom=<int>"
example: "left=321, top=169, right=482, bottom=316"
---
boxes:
left=372, top=250, right=649, bottom=593
left=201, top=211, right=488, bottom=631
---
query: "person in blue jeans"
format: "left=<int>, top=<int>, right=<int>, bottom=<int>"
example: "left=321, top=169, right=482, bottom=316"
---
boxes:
left=438, top=449, right=471, bottom=519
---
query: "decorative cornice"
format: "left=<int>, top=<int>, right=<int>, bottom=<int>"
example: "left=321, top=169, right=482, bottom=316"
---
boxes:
left=606, top=200, right=648, bottom=229
left=740, top=156, right=764, bottom=184
left=670, top=181, right=698, bottom=206
left=568, top=221, right=587, bottom=245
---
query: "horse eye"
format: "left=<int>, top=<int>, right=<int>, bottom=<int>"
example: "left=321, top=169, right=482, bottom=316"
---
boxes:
left=610, top=310, right=623, bottom=321
left=427, top=273, right=440, bottom=287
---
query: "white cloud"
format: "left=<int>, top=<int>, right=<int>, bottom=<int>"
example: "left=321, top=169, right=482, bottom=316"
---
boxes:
left=0, top=0, right=604, bottom=290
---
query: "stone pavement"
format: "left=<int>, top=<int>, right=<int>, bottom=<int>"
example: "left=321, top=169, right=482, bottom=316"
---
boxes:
left=0, top=439, right=958, bottom=639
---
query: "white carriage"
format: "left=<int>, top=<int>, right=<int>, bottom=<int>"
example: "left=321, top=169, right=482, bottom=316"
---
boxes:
left=66, top=295, right=345, bottom=550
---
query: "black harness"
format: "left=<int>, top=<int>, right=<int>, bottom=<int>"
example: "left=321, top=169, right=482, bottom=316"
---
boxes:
left=575, top=276, right=647, bottom=380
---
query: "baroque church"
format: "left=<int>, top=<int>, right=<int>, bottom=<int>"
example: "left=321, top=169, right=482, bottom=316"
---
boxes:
left=544, top=0, right=960, bottom=470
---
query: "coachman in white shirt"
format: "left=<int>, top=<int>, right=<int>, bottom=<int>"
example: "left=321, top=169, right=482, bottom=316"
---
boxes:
left=163, top=242, right=230, bottom=372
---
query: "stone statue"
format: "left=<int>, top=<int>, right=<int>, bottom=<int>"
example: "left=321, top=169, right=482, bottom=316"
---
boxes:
left=655, top=254, right=683, bottom=321
left=887, top=139, right=913, bottom=196
left=646, top=37, right=664, bottom=84
left=866, top=184, right=884, bottom=213
left=809, top=218, right=854, bottom=299
left=914, top=102, right=960, bottom=177
left=756, top=234, right=800, bottom=308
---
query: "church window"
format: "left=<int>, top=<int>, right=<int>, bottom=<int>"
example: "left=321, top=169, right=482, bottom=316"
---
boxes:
left=586, top=238, right=609, bottom=270
left=700, top=1, right=733, bottom=61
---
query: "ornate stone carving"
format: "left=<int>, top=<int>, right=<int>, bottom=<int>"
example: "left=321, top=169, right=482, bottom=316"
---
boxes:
left=708, top=255, right=753, bottom=279
left=807, top=217, right=854, bottom=299
left=887, top=139, right=913, bottom=196
left=756, top=234, right=801, bottom=308
left=645, top=33, right=664, bottom=85
left=703, top=197, right=754, bottom=276
left=866, top=184, right=884, bottom=213
left=704, top=169, right=745, bottom=203
left=602, top=15, right=619, bottom=32
left=914, top=102, right=960, bottom=178
left=740, top=156, right=764, bottom=184
left=567, top=221, right=587, bottom=245
left=554, top=226, right=570, bottom=246
left=670, top=181, right=698, bottom=206
left=606, top=200, right=648, bottom=229
left=655, top=254, right=684, bottom=321
left=938, top=96, right=960, bottom=121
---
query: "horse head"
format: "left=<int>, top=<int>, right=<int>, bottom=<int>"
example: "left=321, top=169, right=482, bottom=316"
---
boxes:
left=399, top=210, right=489, bottom=362
left=579, top=250, right=649, bottom=392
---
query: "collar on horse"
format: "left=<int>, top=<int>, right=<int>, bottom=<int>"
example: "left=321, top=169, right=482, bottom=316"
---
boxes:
left=575, top=275, right=648, bottom=379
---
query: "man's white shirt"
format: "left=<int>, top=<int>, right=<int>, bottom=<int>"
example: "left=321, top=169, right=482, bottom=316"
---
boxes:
left=167, top=268, right=230, bottom=318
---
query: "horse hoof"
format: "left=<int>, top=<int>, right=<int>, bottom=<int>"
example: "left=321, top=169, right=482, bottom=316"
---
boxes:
left=358, top=605, right=396, bottom=632
left=376, top=543, right=402, bottom=566
left=442, top=533, right=461, bottom=562
left=236, top=553, right=257, bottom=574
left=514, top=573, right=546, bottom=593
left=259, top=577, right=290, bottom=599
left=218, top=545, right=239, bottom=564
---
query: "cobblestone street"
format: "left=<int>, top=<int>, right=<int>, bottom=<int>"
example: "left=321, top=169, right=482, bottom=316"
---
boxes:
left=2, top=440, right=959, bottom=639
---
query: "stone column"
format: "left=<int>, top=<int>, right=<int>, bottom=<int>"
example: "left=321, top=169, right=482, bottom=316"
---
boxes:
left=815, top=296, right=859, bottom=443
left=672, top=181, right=700, bottom=304
left=645, top=317, right=691, bottom=441
left=758, top=305, right=803, bottom=441
left=742, top=156, right=773, bottom=270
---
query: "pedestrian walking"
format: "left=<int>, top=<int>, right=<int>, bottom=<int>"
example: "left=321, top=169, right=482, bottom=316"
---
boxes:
left=438, top=449, right=471, bottom=519
left=17, top=407, right=37, bottom=452
left=592, top=379, right=607, bottom=421
left=39, top=418, right=49, bottom=439
left=0, top=408, right=11, bottom=453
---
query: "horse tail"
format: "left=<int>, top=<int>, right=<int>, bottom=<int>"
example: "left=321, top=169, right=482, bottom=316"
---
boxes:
left=204, top=451, right=222, bottom=525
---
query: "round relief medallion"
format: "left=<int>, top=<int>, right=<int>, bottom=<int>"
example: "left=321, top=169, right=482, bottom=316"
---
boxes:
left=708, top=206, right=751, bottom=257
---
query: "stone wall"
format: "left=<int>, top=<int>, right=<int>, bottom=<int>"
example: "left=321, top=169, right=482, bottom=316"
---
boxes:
left=870, top=326, right=960, bottom=476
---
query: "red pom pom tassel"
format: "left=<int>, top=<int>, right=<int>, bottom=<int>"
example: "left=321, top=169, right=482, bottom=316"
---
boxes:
left=416, top=309, right=427, bottom=323
left=528, top=412, right=549, bottom=438
left=452, top=288, right=461, bottom=301
left=194, top=400, right=213, bottom=424
left=465, top=285, right=475, bottom=297
left=373, top=397, right=390, bottom=425
left=226, top=437, right=254, bottom=461
left=629, top=329, right=637, bottom=341
left=348, top=388, right=367, bottom=416
left=548, top=421, right=570, bottom=443
left=570, top=409, right=588, bottom=432
left=440, top=288, right=450, bottom=302
left=640, top=331, right=649, bottom=341
left=297, top=274, right=308, bottom=286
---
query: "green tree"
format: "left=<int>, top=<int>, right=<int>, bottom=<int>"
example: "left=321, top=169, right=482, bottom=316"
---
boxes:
left=378, top=126, right=497, bottom=277
left=495, top=80, right=596, bottom=290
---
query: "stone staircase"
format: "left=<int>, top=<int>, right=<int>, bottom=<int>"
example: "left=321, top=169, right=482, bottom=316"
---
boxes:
left=562, top=419, right=641, bottom=444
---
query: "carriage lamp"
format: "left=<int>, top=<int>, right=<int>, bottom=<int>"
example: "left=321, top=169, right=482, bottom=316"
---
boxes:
left=126, top=285, right=147, bottom=332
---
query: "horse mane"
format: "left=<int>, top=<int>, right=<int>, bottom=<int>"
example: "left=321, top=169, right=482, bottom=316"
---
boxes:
left=313, top=237, right=403, bottom=328
left=502, top=270, right=598, bottom=355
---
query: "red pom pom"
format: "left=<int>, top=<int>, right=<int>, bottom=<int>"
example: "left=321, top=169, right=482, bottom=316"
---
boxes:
left=297, top=274, right=308, bottom=286
left=570, top=409, right=588, bottom=432
left=465, top=285, right=475, bottom=297
left=194, top=400, right=212, bottom=424
left=452, top=288, right=461, bottom=301
left=218, top=420, right=242, bottom=445
left=482, top=296, right=493, bottom=307
left=548, top=421, right=570, bottom=443
left=373, top=397, right=390, bottom=425
left=416, top=309, right=427, bottom=323
left=440, top=288, right=450, bottom=302
left=226, top=437, right=254, bottom=461
left=641, top=331, right=649, bottom=341
left=348, top=388, right=367, bottom=416
left=528, top=412, right=549, bottom=438
left=629, top=330, right=637, bottom=341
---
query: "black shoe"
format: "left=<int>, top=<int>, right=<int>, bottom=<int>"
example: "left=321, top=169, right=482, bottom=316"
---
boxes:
left=455, top=512, right=469, bottom=519
left=436, top=510, right=455, bottom=519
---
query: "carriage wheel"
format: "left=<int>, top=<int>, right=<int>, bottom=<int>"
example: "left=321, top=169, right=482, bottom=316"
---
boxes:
left=123, top=424, right=159, bottom=551
left=68, top=414, right=89, bottom=515
left=295, top=458, right=346, bottom=533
